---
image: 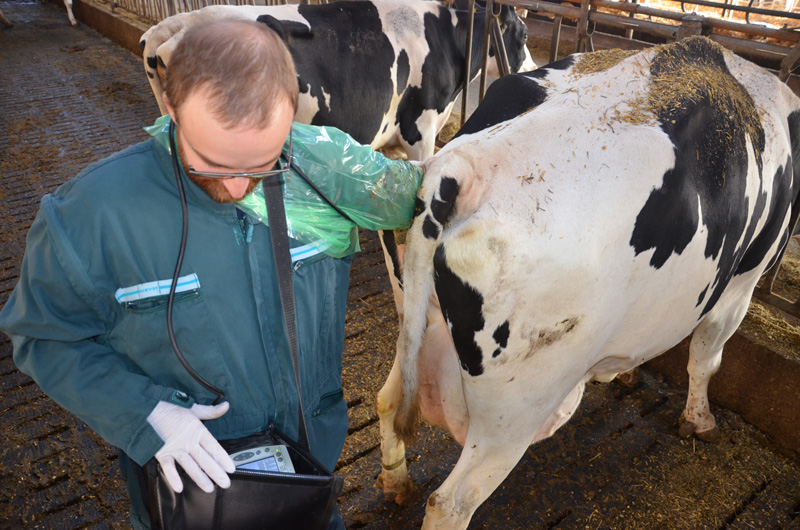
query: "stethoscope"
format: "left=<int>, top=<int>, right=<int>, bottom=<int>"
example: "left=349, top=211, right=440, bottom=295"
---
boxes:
left=165, top=119, right=354, bottom=406
left=167, top=120, right=227, bottom=404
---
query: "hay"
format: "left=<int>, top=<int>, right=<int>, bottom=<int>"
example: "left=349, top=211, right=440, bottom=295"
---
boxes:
left=572, top=48, right=639, bottom=75
left=610, top=38, right=764, bottom=161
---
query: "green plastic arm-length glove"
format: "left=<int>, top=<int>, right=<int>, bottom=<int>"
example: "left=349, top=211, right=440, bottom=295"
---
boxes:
left=238, top=122, right=425, bottom=258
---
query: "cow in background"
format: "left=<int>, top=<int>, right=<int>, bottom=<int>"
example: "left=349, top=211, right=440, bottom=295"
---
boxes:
left=0, top=8, right=12, bottom=28
left=0, top=1, right=76, bottom=27
left=139, top=0, right=535, bottom=161
left=377, top=37, right=800, bottom=529
left=64, top=0, right=77, bottom=26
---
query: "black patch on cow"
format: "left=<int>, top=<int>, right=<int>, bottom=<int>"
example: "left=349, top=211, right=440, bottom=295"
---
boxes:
left=256, top=14, right=288, bottom=40
left=146, top=56, right=158, bottom=70
left=696, top=285, right=708, bottom=308
left=786, top=109, right=800, bottom=224
left=157, top=55, right=166, bottom=70
left=493, top=321, right=510, bottom=348
left=434, top=244, right=486, bottom=376
left=422, top=215, right=440, bottom=240
left=396, top=50, right=410, bottom=95
left=380, top=230, right=403, bottom=289
left=532, top=54, right=577, bottom=73
left=413, top=197, right=426, bottom=219
left=628, top=38, right=768, bottom=317
left=396, top=4, right=513, bottom=147
left=139, top=39, right=147, bottom=51
left=454, top=73, right=550, bottom=139
left=787, top=110, right=800, bottom=183
left=258, top=2, right=396, bottom=145
left=492, top=348, right=502, bottom=358
left=396, top=8, right=465, bottom=146
left=736, top=159, right=793, bottom=275
left=147, top=71, right=154, bottom=79
left=430, top=177, right=460, bottom=225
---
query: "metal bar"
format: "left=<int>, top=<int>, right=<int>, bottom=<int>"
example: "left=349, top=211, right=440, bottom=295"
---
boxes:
left=780, top=39, right=800, bottom=79
left=578, top=0, right=591, bottom=52
left=626, top=0, right=637, bottom=39
left=705, top=13, right=800, bottom=42
left=593, top=0, right=800, bottom=42
left=592, top=0, right=696, bottom=21
left=752, top=291, right=800, bottom=318
left=511, top=0, right=583, bottom=19
left=491, top=15, right=511, bottom=76
left=462, top=0, right=476, bottom=128
left=591, top=10, right=680, bottom=39
left=550, top=14, right=563, bottom=62
left=710, top=32, right=792, bottom=60
left=660, top=0, right=800, bottom=20
left=480, top=0, right=494, bottom=104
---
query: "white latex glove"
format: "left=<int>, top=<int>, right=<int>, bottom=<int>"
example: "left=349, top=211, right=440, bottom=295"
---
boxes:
left=147, top=400, right=236, bottom=493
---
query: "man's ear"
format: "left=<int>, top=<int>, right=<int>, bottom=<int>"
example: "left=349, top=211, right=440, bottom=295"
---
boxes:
left=162, top=91, right=176, bottom=122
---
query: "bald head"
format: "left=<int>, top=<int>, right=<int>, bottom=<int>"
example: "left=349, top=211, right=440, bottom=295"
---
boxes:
left=165, top=19, right=298, bottom=129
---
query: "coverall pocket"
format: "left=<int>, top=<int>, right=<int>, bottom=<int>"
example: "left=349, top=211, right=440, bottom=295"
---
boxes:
left=111, top=287, right=231, bottom=402
left=122, top=289, right=201, bottom=314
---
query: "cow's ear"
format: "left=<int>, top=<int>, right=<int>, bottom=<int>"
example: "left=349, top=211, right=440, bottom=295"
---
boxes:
left=256, top=14, right=286, bottom=41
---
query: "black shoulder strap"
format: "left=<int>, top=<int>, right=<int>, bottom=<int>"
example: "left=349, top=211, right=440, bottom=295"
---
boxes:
left=262, top=173, right=311, bottom=452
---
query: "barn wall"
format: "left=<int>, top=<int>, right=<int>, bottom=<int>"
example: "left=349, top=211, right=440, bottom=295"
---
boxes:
left=54, top=0, right=148, bottom=54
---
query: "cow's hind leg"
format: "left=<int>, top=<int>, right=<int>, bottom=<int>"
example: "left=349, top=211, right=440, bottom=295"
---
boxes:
left=421, top=423, right=534, bottom=530
left=420, top=380, right=584, bottom=530
left=376, top=355, right=414, bottom=502
left=680, top=281, right=756, bottom=442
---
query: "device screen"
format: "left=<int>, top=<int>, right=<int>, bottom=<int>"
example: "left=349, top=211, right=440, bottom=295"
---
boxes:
left=237, top=455, right=280, bottom=473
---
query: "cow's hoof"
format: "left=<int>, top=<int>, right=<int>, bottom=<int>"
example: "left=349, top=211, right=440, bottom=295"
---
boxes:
left=695, top=426, right=721, bottom=443
left=678, top=418, right=721, bottom=443
left=375, top=473, right=414, bottom=505
left=678, top=418, right=697, bottom=438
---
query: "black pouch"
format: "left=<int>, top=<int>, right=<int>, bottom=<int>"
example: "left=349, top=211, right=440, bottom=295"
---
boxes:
left=146, top=423, right=343, bottom=530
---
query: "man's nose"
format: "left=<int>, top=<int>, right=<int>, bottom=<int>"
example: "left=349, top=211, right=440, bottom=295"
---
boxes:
left=223, top=177, right=252, bottom=200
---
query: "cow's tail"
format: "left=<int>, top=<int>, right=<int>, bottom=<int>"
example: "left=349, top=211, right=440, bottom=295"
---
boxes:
left=393, top=172, right=462, bottom=446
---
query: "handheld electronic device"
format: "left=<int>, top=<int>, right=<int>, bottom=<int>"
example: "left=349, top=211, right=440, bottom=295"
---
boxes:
left=230, top=444, right=295, bottom=474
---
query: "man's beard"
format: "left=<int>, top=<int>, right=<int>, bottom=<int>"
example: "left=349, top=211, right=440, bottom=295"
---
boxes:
left=177, top=144, right=262, bottom=203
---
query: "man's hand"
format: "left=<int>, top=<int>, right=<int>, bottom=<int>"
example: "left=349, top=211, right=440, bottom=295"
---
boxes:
left=147, top=400, right=236, bottom=493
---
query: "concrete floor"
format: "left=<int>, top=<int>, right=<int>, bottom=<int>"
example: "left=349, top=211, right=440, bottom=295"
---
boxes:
left=1, top=2, right=799, bottom=529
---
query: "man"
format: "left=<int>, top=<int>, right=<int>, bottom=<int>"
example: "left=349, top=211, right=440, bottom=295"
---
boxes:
left=0, top=20, right=423, bottom=529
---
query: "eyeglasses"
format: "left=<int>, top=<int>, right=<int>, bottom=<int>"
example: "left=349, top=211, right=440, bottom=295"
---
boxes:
left=178, top=123, right=293, bottom=180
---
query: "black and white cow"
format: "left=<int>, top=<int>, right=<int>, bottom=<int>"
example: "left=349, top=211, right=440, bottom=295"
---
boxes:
left=376, top=37, right=800, bottom=529
left=139, top=0, right=535, bottom=161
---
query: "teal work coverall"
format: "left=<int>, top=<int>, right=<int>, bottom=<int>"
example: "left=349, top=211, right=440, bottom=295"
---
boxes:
left=0, top=118, right=423, bottom=529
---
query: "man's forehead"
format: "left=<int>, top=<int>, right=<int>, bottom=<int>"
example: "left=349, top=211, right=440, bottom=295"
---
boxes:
left=177, top=88, right=293, bottom=133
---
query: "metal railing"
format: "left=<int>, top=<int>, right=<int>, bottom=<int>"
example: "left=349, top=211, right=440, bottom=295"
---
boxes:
left=93, top=0, right=284, bottom=26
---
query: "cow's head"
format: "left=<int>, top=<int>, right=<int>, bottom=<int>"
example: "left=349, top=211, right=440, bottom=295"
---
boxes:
left=457, top=0, right=534, bottom=75
left=496, top=5, right=534, bottom=73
